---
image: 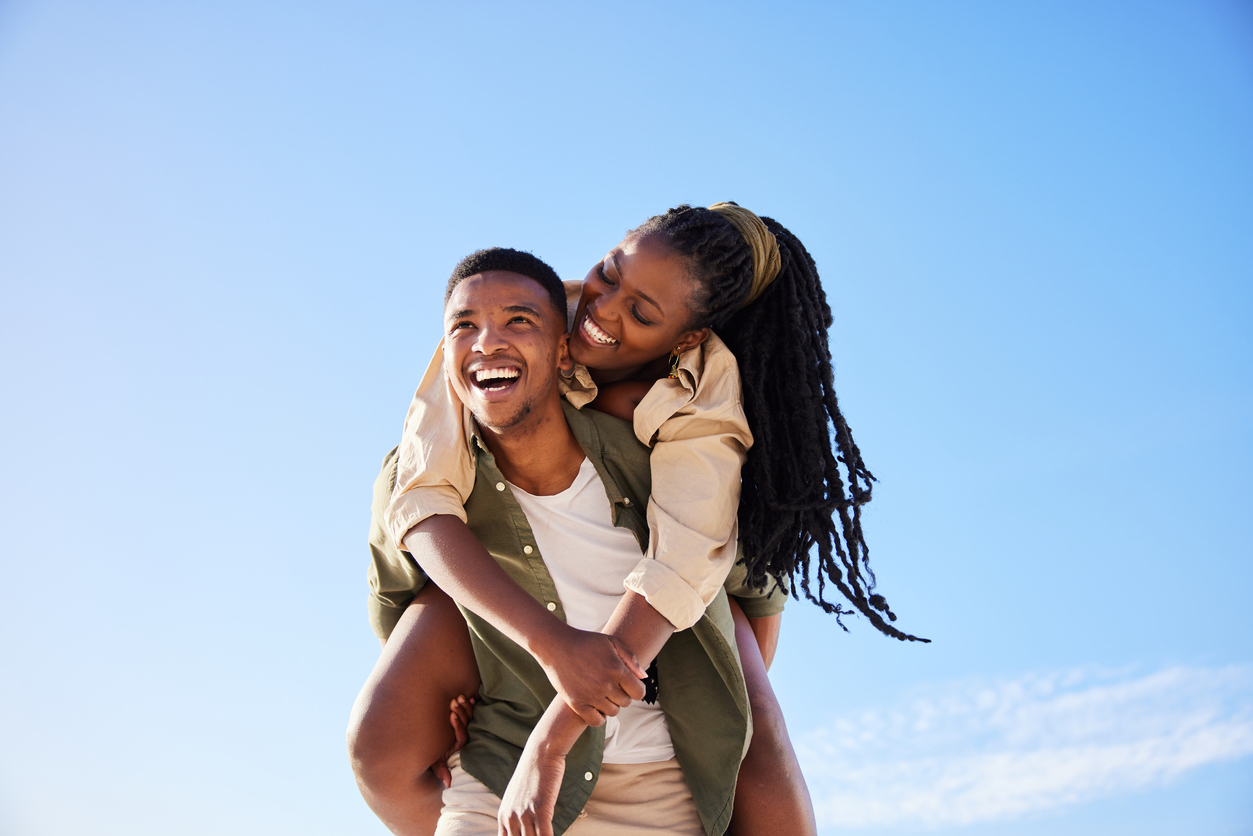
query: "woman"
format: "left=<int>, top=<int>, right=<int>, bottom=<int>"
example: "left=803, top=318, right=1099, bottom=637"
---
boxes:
left=350, top=203, right=922, bottom=836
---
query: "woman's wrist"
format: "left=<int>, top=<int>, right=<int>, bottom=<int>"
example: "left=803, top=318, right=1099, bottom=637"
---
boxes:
left=529, top=701, right=586, bottom=761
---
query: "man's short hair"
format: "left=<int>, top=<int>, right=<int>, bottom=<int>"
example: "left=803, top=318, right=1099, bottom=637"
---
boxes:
left=446, top=248, right=566, bottom=323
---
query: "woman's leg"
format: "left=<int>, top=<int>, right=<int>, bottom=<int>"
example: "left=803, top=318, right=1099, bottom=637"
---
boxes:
left=727, top=598, right=817, bottom=836
left=347, top=584, right=482, bottom=836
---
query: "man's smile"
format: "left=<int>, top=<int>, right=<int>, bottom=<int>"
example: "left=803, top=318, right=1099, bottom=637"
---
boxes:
left=465, top=362, right=523, bottom=400
left=472, top=366, right=521, bottom=390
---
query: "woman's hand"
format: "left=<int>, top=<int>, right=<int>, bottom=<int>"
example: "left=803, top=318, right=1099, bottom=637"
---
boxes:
left=534, top=626, right=646, bottom=727
left=496, top=741, right=567, bottom=836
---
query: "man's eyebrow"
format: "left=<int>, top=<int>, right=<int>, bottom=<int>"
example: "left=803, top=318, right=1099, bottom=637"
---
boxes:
left=504, top=304, right=544, bottom=318
left=448, top=308, right=474, bottom=320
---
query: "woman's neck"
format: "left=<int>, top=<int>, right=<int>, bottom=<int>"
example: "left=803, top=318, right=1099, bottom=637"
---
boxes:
left=589, top=355, right=671, bottom=387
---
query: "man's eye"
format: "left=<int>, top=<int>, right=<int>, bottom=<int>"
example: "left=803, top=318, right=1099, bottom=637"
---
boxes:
left=510, top=316, right=533, bottom=325
left=450, top=321, right=474, bottom=332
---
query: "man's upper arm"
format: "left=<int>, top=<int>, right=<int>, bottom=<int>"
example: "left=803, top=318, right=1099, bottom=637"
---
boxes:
left=723, top=547, right=788, bottom=620
left=367, top=446, right=429, bottom=640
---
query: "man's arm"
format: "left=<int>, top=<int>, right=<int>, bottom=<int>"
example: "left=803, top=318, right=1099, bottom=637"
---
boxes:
left=404, top=516, right=647, bottom=725
left=497, top=591, right=672, bottom=836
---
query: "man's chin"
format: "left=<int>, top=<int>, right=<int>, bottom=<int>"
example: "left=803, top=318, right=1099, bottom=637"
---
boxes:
left=467, top=399, right=533, bottom=435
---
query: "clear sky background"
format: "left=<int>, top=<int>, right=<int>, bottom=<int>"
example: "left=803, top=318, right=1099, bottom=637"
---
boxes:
left=1, top=1, right=1251, bottom=834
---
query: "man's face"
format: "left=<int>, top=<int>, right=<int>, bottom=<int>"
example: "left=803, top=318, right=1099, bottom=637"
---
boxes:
left=443, top=271, right=571, bottom=435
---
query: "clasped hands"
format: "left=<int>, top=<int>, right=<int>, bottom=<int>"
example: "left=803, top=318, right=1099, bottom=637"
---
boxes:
left=537, top=624, right=648, bottom=726
left=495, top=624, right=649, bottom=836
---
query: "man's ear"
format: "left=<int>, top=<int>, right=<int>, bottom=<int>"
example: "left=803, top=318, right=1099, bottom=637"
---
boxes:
left=673, top=327, right=711, bottom=354
left=556, top=332, right=575, bottom=372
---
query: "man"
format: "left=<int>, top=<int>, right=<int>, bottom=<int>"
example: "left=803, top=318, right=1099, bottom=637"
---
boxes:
left=357, top=249, right=777, bottom=836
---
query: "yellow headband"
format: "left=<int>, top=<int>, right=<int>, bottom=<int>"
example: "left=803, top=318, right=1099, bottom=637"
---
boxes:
left=709, top=202, right=781, bottom=309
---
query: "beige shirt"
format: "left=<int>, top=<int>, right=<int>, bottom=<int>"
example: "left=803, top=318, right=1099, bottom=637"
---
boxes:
left=385, top=290, right=753, bottom=631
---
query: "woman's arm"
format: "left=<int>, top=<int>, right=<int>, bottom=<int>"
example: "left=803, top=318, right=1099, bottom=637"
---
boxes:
left=497, top=591, right=672, bottom=836
left=384, top=341, right=646, bottom=725
left=403, top=517, right=647, bottom=725
left=623, top=335, right=753, bottom=631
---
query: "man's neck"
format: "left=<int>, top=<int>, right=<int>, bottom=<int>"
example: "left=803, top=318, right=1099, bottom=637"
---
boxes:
left=478, top=401, right=586, bottom=496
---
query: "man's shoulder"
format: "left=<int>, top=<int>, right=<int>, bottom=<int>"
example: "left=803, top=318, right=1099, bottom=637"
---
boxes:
left=562, top=401, right=649, bottom=465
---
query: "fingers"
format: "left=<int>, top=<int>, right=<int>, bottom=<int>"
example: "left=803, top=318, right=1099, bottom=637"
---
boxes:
left=500, top=812, right=549, bottom=836
left=570, top=682, right=641, bottom=726
left=607, top=635, right=647, bottom=679
left=618, top=672, right=646, bottom=702
left=570, top=702, right=607, bottom=727
left=449, top=711, right=467, bottom=753
left=432, top=759, right=452, bottom=789
left=503, top=814, right=552, bottom=836
left=445, top=694, right=475, bottom=758
left=451, top=694, right=475, bottom=724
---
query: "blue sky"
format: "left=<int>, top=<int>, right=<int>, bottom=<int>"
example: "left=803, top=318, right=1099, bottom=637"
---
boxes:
left=1, top=1, right=1250, bottom=833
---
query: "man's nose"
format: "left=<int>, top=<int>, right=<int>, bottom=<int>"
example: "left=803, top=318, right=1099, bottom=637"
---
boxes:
left=472, top=321, right=508, bottom=354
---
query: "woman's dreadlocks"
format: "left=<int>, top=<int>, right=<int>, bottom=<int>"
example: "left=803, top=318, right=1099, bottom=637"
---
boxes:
left=634, top=204, right=926, bottom=642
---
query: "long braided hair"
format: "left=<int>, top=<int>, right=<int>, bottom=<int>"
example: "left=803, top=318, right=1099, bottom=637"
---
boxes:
left=634, top=204, right=926, bottom=642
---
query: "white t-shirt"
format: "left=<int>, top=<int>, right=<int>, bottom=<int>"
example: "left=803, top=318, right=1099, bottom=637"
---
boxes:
left=507, top=457, right=675, bottom=765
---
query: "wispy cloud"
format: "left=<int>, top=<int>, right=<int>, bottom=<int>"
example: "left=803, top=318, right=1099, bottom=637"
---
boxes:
left=794, top=664, right=1253, bottom=828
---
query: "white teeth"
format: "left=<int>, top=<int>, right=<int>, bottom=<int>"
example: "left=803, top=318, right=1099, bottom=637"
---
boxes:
left=474, top=368, right=519, bottom=382
left=582, top=316, right=617, bottom=346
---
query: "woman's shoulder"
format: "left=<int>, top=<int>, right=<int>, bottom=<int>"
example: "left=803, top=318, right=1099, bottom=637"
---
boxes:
left=686, top=331, right=743, bottom=411
left=633, top=331, right=750, bottom=446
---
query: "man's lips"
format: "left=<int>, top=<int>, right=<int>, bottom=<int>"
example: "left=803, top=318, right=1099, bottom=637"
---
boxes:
left=579, top=313, right=618, bottom=347
left=470, top=365, right=521, bottom=390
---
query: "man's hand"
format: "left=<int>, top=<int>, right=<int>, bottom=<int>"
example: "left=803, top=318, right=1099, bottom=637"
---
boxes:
left=497, top=730, right=568, bottom=836
left=431, top=694, right=476, bottom=789
left=534, top=626, right=647, bottom=727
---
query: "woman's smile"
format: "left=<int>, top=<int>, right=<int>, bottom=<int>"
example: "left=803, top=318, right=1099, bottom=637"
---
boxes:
left=577, top=311, right=619, bottom=347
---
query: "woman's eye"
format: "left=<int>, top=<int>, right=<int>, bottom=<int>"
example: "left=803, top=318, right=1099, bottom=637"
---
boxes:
left=597, top=264, right=616, bottom=286
left=630, top=306, right=653, bottom=326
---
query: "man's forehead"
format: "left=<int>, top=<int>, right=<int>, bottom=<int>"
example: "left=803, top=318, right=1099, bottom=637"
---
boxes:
left=445, top=270, right=551, bottom=315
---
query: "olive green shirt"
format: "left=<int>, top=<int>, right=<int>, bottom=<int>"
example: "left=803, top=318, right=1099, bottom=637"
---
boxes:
left=366, top=403, right=785, bottom=836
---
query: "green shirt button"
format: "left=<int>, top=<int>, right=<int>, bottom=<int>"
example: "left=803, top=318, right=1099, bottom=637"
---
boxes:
left=495, top=482, right=505, bottom=491
left=523, top=545, right=533, bottom=554
left=583, top=771, right=594, bottom=781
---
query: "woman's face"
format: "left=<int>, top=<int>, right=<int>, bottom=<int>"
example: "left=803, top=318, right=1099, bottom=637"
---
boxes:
left=569, top=231, right=709, bottom=380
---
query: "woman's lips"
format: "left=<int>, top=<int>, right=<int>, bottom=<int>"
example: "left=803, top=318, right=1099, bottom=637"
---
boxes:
left=579, top=313, right=618, bottom=347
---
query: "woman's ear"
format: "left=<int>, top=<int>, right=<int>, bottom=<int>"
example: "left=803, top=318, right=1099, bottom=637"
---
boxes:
left=673, top=327, right=711, bottom=354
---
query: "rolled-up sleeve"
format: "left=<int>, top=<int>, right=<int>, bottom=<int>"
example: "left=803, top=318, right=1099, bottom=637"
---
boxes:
left=723, top=549, right=788, bottom=619
left=622, top=334, right=753, bottom=630
left=384, top=340, right=478, bottom=549
left=367, top=447, right=428, bottom=639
